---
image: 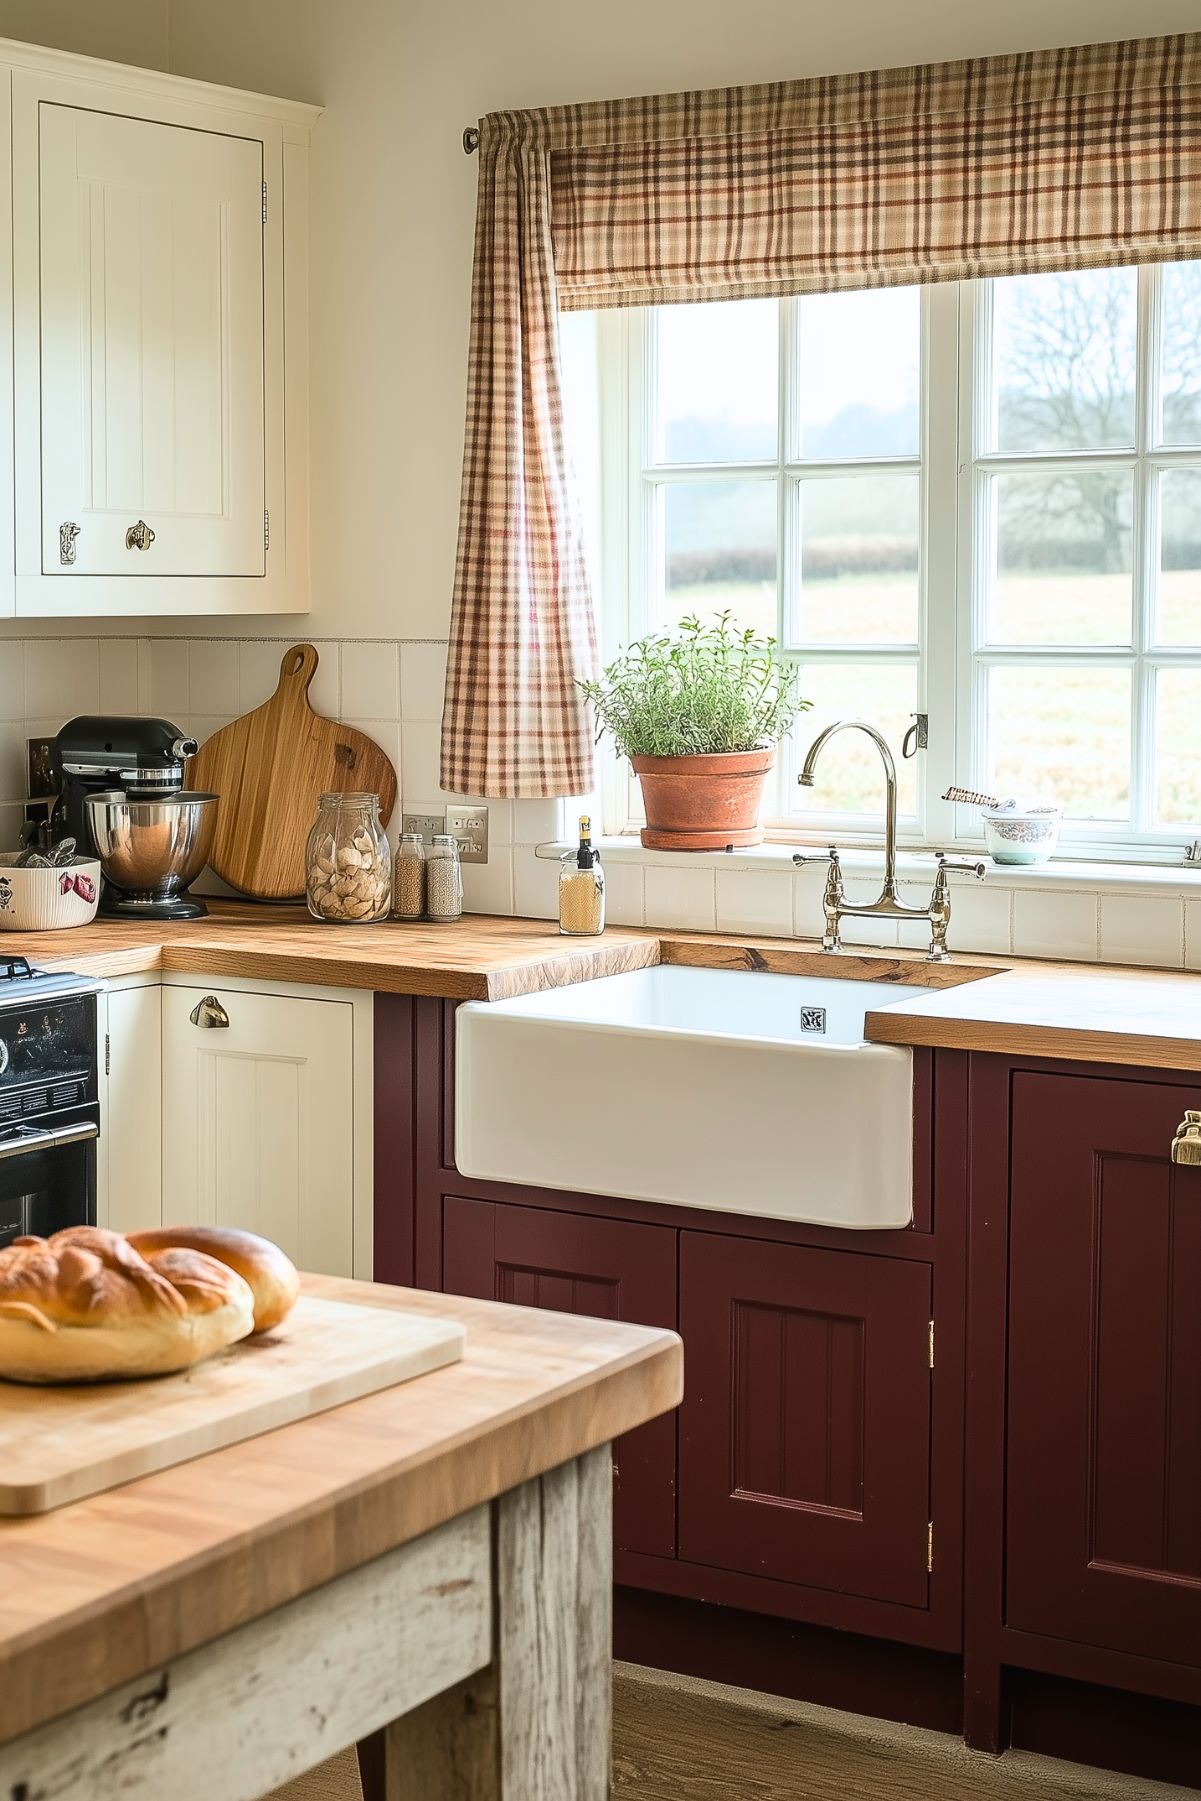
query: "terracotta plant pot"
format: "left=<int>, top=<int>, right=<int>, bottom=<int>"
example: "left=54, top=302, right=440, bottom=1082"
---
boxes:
left=631, top=748, right=775, bottom=851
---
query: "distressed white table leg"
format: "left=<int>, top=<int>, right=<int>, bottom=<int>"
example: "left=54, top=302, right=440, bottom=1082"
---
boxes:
left=386, top=1444, right=612, bottom=1801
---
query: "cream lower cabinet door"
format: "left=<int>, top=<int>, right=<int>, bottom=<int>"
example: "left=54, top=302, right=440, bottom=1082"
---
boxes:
left=161, top=985, right=354, bottom=1278
left=100, top=983, right=164, bottom=1235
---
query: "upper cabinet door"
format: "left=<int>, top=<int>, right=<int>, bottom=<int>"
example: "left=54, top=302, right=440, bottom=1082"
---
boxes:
left=38, top=104, right=266, bottom=578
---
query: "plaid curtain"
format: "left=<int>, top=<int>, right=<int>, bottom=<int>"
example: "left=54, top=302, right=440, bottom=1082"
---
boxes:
left=443, top=34, right=1201, bottom=796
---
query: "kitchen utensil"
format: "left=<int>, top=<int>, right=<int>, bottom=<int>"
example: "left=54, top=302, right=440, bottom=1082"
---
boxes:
left=0, top=855, right=102, bottom=930
left=0, top=1291, right=465, bottom=1515
left=85, top=792, right=219, bottom=919
left=942, top=785, right=1018, bottom=809
left=982, top=804, right=1062, bottom=864
left=187, top=644, right=398, bottom=900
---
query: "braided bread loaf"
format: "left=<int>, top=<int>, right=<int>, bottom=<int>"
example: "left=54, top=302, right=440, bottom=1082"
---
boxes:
left=0, top=1224, right=299, bottom=1384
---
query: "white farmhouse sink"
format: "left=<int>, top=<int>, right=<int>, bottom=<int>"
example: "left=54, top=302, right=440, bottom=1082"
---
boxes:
left=455, top=966, right=923, bottom=1229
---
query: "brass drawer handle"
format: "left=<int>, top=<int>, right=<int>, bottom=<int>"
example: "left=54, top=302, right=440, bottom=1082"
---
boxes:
left=125, top=519, right=156, bottom=551
left=189, top=995, right=229, bottom=1029
left=1171, top=1110, right=1201, bottom=1165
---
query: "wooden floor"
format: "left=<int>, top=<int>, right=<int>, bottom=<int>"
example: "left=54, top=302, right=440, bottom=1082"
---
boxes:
left=269, top=1663, right=1196, bottom=1800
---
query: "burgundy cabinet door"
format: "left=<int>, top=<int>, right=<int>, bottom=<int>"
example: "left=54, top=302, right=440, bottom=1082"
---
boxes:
left=442, top=1194, right=678, bottom=1558
left=1007, top=1072, right=1201, bottom=1666
left=679, top=1230, right=933, bottom=1608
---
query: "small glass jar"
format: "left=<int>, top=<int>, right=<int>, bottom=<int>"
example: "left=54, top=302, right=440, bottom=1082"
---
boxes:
left=305, top=792, right=392, bottom=924
left=425, top=833, right=463, bottom=922
left=392, top=831, right=427, bottom=920
left=559, top=814, right=605, bottom=935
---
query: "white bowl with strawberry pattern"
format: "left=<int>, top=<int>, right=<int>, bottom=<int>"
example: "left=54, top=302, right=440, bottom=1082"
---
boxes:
left=0, top=854, right=102, bottom=929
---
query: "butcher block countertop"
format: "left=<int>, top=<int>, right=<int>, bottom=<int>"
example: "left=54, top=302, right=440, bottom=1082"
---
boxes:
left=8, top=898, right=1201, bottom=1069
left=0, top=1273, right=682, bottom=1745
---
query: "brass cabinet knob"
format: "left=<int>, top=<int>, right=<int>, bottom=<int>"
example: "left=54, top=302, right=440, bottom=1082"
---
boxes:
left=125, top=519, right=156, bottom=551
left=1170, top=1110, right=1201, bottom=1165
left=188, top=995, right=229, bottom=1029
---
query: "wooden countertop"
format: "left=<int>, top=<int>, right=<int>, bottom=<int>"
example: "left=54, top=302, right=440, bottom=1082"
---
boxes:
left=0, top=1274, right=682, bottom=1744
left=5, top=899, right=1201, bottom=1069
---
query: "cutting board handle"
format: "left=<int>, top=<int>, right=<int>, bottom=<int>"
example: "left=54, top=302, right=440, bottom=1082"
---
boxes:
left=278, top=643, right=320, bottom=693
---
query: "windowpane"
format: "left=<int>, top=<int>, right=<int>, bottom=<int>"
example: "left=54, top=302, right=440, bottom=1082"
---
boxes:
left=990, top=471, right=1133, bottom=645
left=992, top=268, right=1137, bottom=452
left=987, top=666, right=1131, bottom=821
left=796, top=287, right=920, bottom=459
left=1157, top=468, right=1201, bottom=646
left=661, top=480, right=777, bottom=639
left=794, top=475, right=919, bottom=644
left=1161, top=262, right=1201, bottom=447
left=1155, top=669, right=1201, bottom=825
left=790, top=663, right=918, bottom=817
left=654, top=299, right=777, bottom=463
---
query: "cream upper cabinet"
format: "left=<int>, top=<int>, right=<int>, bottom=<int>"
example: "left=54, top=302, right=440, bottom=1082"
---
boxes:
left=38, top=106, right=267, bottom=580
left=3, top=45, right=316, bottom=617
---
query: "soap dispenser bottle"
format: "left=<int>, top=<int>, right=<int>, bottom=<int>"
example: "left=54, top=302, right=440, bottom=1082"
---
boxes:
left=559, top=814, right=605, bottom=935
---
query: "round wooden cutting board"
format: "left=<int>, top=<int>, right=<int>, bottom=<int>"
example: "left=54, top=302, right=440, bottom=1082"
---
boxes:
left=188, top=643, right=398, bottom=899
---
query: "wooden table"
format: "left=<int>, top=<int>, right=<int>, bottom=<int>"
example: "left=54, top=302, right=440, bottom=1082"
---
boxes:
left=0, top=1276, right=682, bottom=1800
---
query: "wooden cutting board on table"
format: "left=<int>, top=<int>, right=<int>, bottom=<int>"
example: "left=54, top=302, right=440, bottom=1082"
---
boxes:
left=0, top=1293, right=465, bottom=1515
left=188, top=643, right=398, bottom=899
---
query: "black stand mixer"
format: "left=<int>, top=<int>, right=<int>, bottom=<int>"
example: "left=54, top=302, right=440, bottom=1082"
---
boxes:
left=53, top=717, right=220, bottom=920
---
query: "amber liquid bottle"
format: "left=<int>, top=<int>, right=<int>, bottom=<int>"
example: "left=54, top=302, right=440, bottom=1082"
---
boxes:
left=558, top=814, right=606, bottom=935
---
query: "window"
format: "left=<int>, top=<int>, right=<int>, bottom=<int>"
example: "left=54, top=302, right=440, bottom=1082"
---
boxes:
left=579, top=258, right=1201, bottom=858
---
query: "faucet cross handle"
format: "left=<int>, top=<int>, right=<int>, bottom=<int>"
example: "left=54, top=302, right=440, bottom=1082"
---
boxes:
left=934, top=853, right=988, bottom=882
left=793, top=848, right=844, bottom=952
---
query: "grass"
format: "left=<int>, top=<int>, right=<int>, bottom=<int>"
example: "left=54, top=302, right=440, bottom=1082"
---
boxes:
left=660, top=572, right=1201, bottom=822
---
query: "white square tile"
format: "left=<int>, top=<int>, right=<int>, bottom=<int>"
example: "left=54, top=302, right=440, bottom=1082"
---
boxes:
left=400, top=641, right=448, bottom=723
left=602, top=859, right=644, bottom=927
left=400, top=719, right=442, bottom=809
left=513, top=846, right=559, bottom=920
left=308, top=642, right=340, bottom=719
left=188, top=641, right=239, bottom=716
left=895, top=877, right=1012, bottom=958
left=1098, top=894, right=1183, bottom=969
left=148, top=641, right=190, bottom=718
left=341, top=641, right=399, bottom=721
left=0, top=642, right=24, bottom=721
left=1185, top=899, right=1201, bottom=971
left=25, top=639, right=99, bottom=719
left=644, top=863, right=716, bottom=933
left=715, top=869, right=793, bottom=938
left=462, top=852, right=514, bottom=916
left=1013, top=889, right=1098, bottom=962
left=238, top=640, right=286, bottom=711
left=190, top=715, right=233, bottom=749
left=513, top=799, right=562, bottom=844
left=98, top=640, right=140, bottom=715
left=484, top=800, right=514, bottom=849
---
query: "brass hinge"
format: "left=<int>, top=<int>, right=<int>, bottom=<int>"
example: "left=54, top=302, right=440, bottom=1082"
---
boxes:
left=262, top=179, right=268, bottom=224
left=104, top=1032, right=110, bottom=1077
left=264, top=509, right=270, bottom=552
left=928, top=1319, right=935, bottom=1370
left=927, top=1520, right=934, bottom=1573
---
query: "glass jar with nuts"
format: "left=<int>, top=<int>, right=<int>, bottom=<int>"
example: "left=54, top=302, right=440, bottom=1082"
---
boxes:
left=305, top=793, right=393, bottom=924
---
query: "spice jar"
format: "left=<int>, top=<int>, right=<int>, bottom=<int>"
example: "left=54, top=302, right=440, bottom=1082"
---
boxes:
left=305, top=793, right=392, bottom=924
left=392, top=831, right=427, bottom=920
left=559, top=814, right=605, bottom=935
left=426, top=833, right=463, bottom=922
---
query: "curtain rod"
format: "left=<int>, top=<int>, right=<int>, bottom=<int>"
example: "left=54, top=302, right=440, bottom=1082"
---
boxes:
left=463, top=127, right=479, bottom=154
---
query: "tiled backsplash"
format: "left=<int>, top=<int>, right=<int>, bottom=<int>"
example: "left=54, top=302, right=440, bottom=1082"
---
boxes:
left=2, top=633, right=1200, bottom=967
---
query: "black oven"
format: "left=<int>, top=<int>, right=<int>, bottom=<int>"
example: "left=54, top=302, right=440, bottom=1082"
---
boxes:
left=0, top=959, right=102, bottom=1249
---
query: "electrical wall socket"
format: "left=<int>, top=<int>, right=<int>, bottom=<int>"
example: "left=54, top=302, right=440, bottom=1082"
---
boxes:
left=445, top=805, right=489, bottom=865
left=400, top=811, right=444, bottom=843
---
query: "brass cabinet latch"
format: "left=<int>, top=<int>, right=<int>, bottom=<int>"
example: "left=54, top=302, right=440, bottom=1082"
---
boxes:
left=1170, top=1110, right=1201, bottom=1165
left=59, top=521, right=81, bottom=565
left=125, top=519, right=156, bottom=551
left=189, top=995, right=230, bottom=1029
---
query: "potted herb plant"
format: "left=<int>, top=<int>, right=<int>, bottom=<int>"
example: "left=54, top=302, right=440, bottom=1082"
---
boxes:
left=579, top=613, right=809, bottom=850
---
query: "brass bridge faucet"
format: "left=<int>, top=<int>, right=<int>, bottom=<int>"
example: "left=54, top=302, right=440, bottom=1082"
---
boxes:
left=792, top=719, right=985, bottom=962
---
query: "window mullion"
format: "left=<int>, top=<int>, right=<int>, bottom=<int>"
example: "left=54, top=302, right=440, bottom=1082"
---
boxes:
left=1131, top=265, right=1158, bottom=835
left=921, top=281, right=961, bottom=848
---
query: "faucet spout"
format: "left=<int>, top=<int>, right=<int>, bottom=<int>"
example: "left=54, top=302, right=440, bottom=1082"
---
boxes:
left=798, top=719, right=899, bottom=893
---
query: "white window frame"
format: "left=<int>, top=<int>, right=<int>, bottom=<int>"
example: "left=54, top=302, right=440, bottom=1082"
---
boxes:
left=594, top=268, right=1201, bottom=864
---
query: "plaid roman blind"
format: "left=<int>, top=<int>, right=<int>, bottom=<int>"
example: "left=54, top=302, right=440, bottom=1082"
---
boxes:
left=442, top=34, right=1201, bottom=798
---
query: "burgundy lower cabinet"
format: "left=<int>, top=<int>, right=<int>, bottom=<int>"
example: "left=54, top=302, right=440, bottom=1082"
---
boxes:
left=440, top=1194, right=678, bottom=1557
left=679, top=1231, right=933, bottom=1610
left=1006, top=1070, right=1201, bottom=1667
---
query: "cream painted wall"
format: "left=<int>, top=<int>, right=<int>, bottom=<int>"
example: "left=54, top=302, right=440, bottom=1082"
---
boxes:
left=0, top=0, right=168, bottom=69
left=164, top=0, right=1201, bottom=646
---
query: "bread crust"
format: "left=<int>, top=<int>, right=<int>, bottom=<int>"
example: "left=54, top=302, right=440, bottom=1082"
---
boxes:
left=0, top=1228, right=255, bottom=1384
left=127, top=1225, right=300, bottom=1334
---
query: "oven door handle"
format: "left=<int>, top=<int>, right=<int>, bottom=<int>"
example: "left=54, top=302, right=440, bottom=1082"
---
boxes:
left=0, top=1120, right=99, bottom=1162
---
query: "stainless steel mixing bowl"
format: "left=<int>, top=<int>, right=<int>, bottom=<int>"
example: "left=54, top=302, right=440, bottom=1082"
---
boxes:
left=85, top=791, right=219, bottom=906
